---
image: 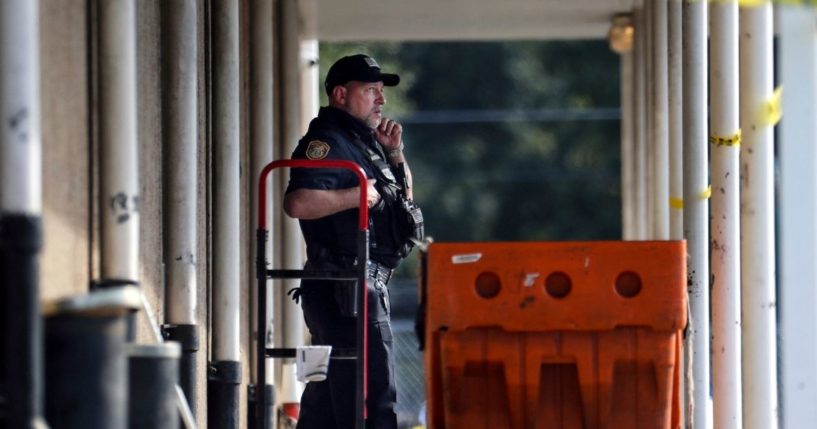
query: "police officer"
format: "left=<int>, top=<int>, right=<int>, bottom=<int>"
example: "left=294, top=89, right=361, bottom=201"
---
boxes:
left=284, top=54, right=418, bottom=429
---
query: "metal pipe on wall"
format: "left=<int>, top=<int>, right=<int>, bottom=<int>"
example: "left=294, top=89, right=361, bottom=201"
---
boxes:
left=668, top=0, right=683, bottom=241
left=209, top=0, right=241, bottom=426
left=651, top=0, right=670, bottom=240
left=301, top=41, right=319, bottom=137
left=633, top=7, right=648, bottom=240
left=160, top=0, right=201, bottom=422
left=644, top=0, right=655, bottom=239
left=739, top=3, right=777, bottom=428
left=249, top=0, right=276, bottom=427
left=620, top=46, right=635, bottom=240
left=682, top=0, right=710, bottom=426
left=276, top=0, right=306, bottom=414
left=611, top=12, right=636, bottom=240
left=0, top=0, right=44, bottom=427
left=667, top=1, right=684, bottom=425
left=780, top=5, right=817, bottom=429
left=710, top=1, right=743, bottom=426
left=97, top=0, right=140, bottom=291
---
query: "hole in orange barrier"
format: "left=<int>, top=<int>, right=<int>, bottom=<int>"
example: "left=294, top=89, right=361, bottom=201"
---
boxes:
left=615, top=271, right=642, bottom=298
left=545, top=272, right=572, bottom=299
left=475, top=272, right=501, bottom=299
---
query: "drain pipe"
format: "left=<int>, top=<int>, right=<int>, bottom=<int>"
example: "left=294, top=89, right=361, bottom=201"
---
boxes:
left=682, top=0, right=711, bottom=426
left=667, top=0, right=683, bottom=241
left=610, top=13, right=634, bottom=240
left=740, top=3, right=777, bottom=428
left=650, top=0, right=669, bottom=240
left=96, top=0, right=140, bottom=339
left=0, top=0, right=43, bottom=427
left=276, top=0, right=306, bottom=421
left=710, top=2, right=743, bottom=426
left=249, top=0, right=276, bottom=427
left=209, top=0, right=241, bottom=427
left=633, top=7, right=647, bottom=240
left=161, top=0, right=201, bottom=423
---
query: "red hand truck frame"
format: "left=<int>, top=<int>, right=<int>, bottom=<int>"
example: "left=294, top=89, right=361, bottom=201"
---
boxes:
left=255, top=159, right=370, bottom=429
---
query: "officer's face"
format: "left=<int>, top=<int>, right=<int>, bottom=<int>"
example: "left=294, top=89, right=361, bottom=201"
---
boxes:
left=341, top=81, right=386, bottom=129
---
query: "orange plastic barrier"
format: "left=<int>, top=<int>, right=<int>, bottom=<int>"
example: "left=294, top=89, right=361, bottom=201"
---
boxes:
left=422, top=241, right=687, bottom=429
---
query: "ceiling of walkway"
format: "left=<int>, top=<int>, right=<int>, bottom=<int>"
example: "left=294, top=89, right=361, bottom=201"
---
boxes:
left=314, top=0, right=638, bottom=41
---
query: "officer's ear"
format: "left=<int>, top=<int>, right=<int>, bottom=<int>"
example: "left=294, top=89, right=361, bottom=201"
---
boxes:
left=330, top=85, right=347, bottom=105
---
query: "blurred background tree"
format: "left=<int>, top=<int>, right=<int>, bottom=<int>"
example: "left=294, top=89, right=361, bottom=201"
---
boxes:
left=319, top=41, right=622, bottom=246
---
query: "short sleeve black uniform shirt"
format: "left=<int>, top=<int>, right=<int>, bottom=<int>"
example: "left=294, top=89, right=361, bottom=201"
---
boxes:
left=286, top=106, right=401, bottom=268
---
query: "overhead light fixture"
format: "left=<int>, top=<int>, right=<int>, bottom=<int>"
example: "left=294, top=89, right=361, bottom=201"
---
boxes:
left=608, top=13, right=635, bottom=54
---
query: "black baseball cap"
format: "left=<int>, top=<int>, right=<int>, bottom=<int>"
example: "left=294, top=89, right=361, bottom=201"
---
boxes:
left=324, top=54, right=400, bottom=96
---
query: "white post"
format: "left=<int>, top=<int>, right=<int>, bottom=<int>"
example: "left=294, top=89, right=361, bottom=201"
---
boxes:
left=211, top=0, right=240, bottom=364
left=98, top=0, right=139, bottom=283
left=279, top=0, right=305, bottom=351
left=163, top=0, right=198, bottom=329
left=620, top=46, right=635, bottom=240
left=277, top=0, right=306, bottom=408
left=683, top=0, right=711, bottom=426
left=634, top=7, right=648, bottom=240
left=210, top=0, right=241, bottom=424
left=0, top=1, right=44, bottom=426
left=644, top=0, right=656, bottom=239
left=710, top=1, right=743, bottom=427
left=249, top=0, right=277, bottom=386
left=652, top=0, right=670, bottom=240
left=250, top=0, right=275, bottom=388
left=0, top=0, right=41, bottom=215
left=739, top=3, right=778, bottom=428
left=668, top=0, right=683, bottom=241
left=780, top=5, right=817, bottom=429
left=161, top=0, right=200, bottom=420
left=668, top=3, right=685, bottom=425
left=300, top=0, right=320, bottom=135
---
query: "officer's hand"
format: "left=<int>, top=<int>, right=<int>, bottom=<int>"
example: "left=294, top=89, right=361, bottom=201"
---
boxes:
left=375, top=118, right=403, bottom=152
left=364, top=179, right=381, bottom=209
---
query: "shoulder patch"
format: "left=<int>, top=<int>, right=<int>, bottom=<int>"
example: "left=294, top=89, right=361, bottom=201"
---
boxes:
left=305, top=140, right=330, bottom=160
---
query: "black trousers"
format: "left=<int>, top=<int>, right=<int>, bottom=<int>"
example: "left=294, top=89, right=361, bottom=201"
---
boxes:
left=296, top=262, right=397, bottom=429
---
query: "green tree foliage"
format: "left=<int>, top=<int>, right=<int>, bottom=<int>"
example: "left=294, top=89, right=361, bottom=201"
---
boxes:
left=319, top=41, right=622, bottom=244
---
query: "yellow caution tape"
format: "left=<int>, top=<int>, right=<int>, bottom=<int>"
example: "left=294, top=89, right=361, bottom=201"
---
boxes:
left=737, top=0, right=770, bottom=6
left=700, top=185, right=712, bottom=200
left=760, top=86, right=783, bottom=127
left=669, top=186, right=711, bottom=209
left=670, top=197, right=685, bottom=209
left=710, top=130, right=742, bottom=147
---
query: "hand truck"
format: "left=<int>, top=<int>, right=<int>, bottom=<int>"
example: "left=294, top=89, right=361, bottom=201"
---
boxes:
left=255, top=159, right=371, bottom=429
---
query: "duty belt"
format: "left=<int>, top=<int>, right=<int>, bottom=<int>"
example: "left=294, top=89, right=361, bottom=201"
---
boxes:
left=367, top=261, right=393, bottom=285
